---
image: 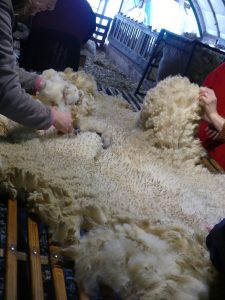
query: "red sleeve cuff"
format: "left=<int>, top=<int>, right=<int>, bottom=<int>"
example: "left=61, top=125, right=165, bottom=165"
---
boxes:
left=34, top=76, right=46, bottom=94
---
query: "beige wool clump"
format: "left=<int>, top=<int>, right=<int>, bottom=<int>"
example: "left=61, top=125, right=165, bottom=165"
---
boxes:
left=63, top=223, right=212, bottom=300
left=37, top=68, right=96, bottom=130
left=62, top=68, right=97, bottom=95
left=0, top=73, right=225, bottom=299
left=39, top=69, right=80, bottom=107
left=139, top=75, right=205, bottom=167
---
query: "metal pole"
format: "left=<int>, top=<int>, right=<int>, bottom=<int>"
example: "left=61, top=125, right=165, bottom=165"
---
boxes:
left=119, top=0, right=125, bottom=12
left=101, top=0, right=109, bottom=16
left=97, top=0, right=102, bottom=13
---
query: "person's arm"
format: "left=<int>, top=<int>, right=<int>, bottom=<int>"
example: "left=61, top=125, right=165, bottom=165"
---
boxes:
left=0, top=2, right=73, bottom=134
left=16, top=66, right=46, bottom=95
left=0, top=1, right=52, bottom=129
left=199, top=87, right=225, bottom=141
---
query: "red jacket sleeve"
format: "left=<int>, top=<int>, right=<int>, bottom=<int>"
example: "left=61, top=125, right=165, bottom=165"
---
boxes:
left=198, top=63, right=225, bottom=153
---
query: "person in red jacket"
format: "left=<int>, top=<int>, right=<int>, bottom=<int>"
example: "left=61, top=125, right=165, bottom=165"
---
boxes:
left=198, top=61, right=225, bottom=170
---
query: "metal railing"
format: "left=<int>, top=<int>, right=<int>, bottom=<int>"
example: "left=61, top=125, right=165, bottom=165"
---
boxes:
left=108, top=13, right=225, bottom=96
left=108, top=13, right=159, bottom=70
left=91, top=13, right=113, bottom=47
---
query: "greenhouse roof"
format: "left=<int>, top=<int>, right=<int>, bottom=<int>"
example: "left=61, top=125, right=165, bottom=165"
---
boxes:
left=191, top=0, right=225, bottom=40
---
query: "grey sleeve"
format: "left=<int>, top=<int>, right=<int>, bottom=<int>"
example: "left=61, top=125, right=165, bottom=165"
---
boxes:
left=16, top=65, right=39, bottom=94
left=0, top=2, right=52, bottom=130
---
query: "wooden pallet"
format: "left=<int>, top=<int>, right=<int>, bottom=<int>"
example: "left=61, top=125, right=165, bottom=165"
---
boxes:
left=1, top=198, right=89, bottom=300
left=91, top=13, right=113, bottom=48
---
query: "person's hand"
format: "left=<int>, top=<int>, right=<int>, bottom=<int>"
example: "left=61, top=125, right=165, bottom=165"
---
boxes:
left=51, top=108, right=73, bottom=134
left=199, top=87, right=218, bottom=122
left=202, top=113, right=211, bottom=124
left=34, top=76, right=46, bottom=94
left=199, top=87, right=225, bottom=132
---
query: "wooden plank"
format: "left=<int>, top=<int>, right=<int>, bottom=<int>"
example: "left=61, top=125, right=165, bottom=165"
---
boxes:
left=0, top=248, right=49, bottom=264
left=95, top=13, right=112, bottom=21
left=209, top=158, right=225, bottom=173
left=5, top=199, right=17, bottom=300
left=201, top=157, right=218, bottom=173
left=96, top=23, right=108, bottom=30
left=27, top=217, right=44, bottom=300
left=91, top=37, right=103, bottom=43
left=49, top=241, right=67, bottom=300
left=94, top=31, right=105, bottom=37
left=201, top=156, right=225, bottom=174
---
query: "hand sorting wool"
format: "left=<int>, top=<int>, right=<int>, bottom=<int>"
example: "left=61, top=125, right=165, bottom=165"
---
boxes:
left=0, top=0, right=72, bottom=133
left=38, top=70, right=80, bottom=107
left=51, top=108, right=73, bottom=134
left=199, top=87, right=225, bottom=133
left=199, top=87, right=217, bottom=120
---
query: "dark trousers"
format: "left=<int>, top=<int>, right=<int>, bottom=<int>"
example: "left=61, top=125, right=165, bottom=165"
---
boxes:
left=19, top=28, right=81, bottom=72
left=206, top=218, right=225, bottom=273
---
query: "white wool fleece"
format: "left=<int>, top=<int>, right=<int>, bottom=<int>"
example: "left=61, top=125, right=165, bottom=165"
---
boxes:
left=139, top=75, right=205, bottom=166
left=0, top=74, right=224, bottom=300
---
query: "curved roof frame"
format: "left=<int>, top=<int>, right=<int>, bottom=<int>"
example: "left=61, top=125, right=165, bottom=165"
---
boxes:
left=188, top=0, right=225, bottom=40
left=188, top=0, right=205, bottom=37
left=206, top=0, right=220, bottom=37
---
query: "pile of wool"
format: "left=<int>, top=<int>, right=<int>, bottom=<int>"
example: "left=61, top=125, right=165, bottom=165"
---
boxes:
left=37, top=68, right=96, bottom=129
left=0, top=115, right=13, bottom=136
left=80, top=40, right=96, bottom=64
left=0, top=68, right=97, bottom=138
left=1, top=74, right=225, bottom=299
left=62, top=68, right=97, bottom=95
left=63, top=222, right=213, bottom=300
left=139, top=75, right=205, bottom=167
left=38, top=69, right=80, bottom=108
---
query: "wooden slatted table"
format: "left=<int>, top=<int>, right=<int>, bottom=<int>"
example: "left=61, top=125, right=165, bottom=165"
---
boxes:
left=1, top=199, right=89, bottom=300
left=5, top=199, right=17, bottom=300
left=28, top=216, right=44, bottom=300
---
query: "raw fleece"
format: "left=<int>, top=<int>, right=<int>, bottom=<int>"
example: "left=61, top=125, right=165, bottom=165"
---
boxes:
left=0, top=73, right=224, bottom=299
